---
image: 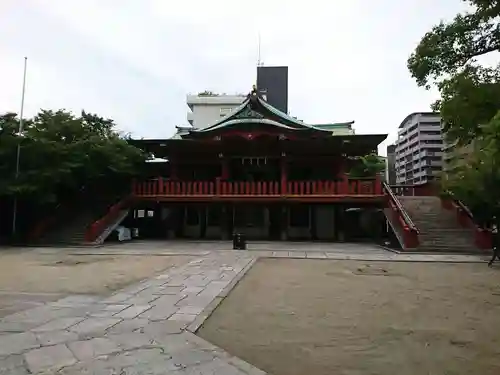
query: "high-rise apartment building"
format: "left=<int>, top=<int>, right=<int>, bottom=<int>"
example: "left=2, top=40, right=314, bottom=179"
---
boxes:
left=385, top=144, right=396, bottom=185
left=395, top=112, right=444, bottom=185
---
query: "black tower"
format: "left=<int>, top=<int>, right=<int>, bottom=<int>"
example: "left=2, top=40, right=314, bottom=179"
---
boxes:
left=257, top=66, right=288, bottom=114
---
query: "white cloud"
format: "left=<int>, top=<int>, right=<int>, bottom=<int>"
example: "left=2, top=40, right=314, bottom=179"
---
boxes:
left=0, top=0, right=470, bottom=147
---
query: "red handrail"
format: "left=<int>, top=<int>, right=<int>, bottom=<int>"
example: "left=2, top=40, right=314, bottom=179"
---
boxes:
left=85, top=197, right=131, bottom=242
left=440, top=195, right=492, bottom=250
left=383, top=182, right=419, bottom=249
left=132, top=178, right=383, bottom=197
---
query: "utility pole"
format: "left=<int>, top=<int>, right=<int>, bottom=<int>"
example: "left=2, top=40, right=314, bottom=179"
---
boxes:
left=12, top=57, right=28, bottom=236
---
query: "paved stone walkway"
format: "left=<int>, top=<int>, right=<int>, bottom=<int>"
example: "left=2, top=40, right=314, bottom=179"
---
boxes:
left=0, top=246, right=489, bottom=374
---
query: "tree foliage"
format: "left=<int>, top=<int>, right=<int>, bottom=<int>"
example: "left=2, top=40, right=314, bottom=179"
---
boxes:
left=442, top=112, right=500, bottom=222
left=0, top=109, right=145, bottom=237
left=348, top=154, right=385, bottom=178
left=408, top=0, right=500, bottom=224
left=407, top=0, right=500, bottom=145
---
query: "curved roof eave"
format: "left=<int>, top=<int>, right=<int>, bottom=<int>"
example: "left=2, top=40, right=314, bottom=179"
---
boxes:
left=313, top=121, right=355, bottom=129
left=189, top=118, right=312, bottom=133
left=200, top=98, right=251, bottom=131
left=257, top=96, right=315, bottom=129
left=192, top=91, right=334, bottom=134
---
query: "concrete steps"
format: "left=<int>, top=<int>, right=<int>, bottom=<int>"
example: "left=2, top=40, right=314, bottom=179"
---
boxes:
left=397, top=196, right=481, bottom=253
left=36, top=212, right=94, bottom=245
left=35, top=196, right=130, bottom=246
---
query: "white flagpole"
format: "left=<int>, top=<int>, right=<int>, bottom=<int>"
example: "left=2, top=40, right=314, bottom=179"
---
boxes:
left=12, top=57, right=28, bottom=236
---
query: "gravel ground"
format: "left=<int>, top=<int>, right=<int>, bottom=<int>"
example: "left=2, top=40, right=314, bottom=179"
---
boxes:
left=199, top=258, right=500, bottom=375
left=0, top=249, right=192, bottom=317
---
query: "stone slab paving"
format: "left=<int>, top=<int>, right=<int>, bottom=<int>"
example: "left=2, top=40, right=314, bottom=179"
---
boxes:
left=30, top=240, right=394, bottom=256
left=0, top=244, right=490, bottom=374
left=0, top=251, right=262, bottom=374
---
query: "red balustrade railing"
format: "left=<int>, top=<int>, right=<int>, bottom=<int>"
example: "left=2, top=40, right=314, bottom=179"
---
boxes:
left=383, top=182, right=419, bottom=249
left=389, top=183, right=438, bottom=197
left=132, top=177, right=383, bottom=197
left=85, top=196, right=131, bottom=243
left=440, top=195, right=492, bottom=250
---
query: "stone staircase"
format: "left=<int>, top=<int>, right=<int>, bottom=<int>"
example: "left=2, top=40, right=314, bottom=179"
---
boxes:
left=35, top=194, right=131, bottom=245
left=397, top=196, right=480, bottom=253
left=37, top=211, right=96, bottom=245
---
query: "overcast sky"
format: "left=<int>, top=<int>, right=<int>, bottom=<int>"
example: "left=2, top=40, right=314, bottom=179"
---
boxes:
left=0, top=0, right=469, bottom=153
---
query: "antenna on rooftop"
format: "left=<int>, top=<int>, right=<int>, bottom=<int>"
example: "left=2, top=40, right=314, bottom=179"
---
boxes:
left=257, top=33, right=263, bottom=67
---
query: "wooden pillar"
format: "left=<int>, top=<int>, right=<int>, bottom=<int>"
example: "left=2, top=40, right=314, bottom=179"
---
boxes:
left=280, top=153, right=287, bottom=195
left=336, top=156, right=346, bottom=178
left=200, top=207, right=207, bottom=239
left=170, top=160, right=178, bottom=180
left=310, top=205, right=317, bottom=240
left=221, top=205, right=229, bottom=240
left=217, top=154, right=229, bottom=196
left=222, top=161, right=229, bottom=179
left=157, top=177, right=163, bottom=194
left=337, top=207, right=345, bottom=242
left=219, top=153, right=229, bottom=179
left=281, top=205, right=288, bottom=241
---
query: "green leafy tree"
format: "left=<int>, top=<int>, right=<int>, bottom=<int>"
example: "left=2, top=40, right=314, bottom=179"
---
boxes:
left=443, top=112, right=500, bottom=223
left=348, top=154, right=385, bottom=178
left=0, top=109, right=146, bottom=238
left=407, top=0, right=500, bottom=145
left=408, top=0, right=500, bottom=225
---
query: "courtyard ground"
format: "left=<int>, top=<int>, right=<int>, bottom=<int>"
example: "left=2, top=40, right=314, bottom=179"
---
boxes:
left=198, top=258, right=500, bottom=375
left=0, top=248, right=192, bottom=317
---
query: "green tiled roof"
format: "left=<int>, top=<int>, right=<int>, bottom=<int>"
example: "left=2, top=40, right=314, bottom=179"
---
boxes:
left=182, top=88, right=358, bottom=139
left=192, top=118, right=310, bottom=133
left=313, top=122, right=354, bottom=130
left=200, top=93, right=327, bottom=132
left=313, top=122, right=355, bottom=135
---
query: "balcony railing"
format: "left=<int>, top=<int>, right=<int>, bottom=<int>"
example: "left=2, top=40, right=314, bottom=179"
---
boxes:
left=132, top=177, right=383, bottom=198
left=389, top=183, right=437, bottom=196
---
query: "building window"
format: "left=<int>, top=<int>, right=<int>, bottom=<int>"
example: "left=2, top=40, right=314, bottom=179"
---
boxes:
left=422, top=140, right=442, bottom=144
left=421, top=130, right=441, bottom=136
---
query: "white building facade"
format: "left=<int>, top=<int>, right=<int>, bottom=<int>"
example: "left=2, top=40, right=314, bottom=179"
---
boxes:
left=395, top=112, right=443, bottom=185
left=186, top=93, right=246, bottom=129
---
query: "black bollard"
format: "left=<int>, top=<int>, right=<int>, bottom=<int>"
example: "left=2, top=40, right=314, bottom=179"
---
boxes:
left=240, top=233, right=247, bottom=250
left=232, top=232, right=240, bottom=250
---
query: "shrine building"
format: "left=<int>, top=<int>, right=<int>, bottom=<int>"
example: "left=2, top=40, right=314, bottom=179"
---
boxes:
left=107, top=87, right=388, bottom=242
